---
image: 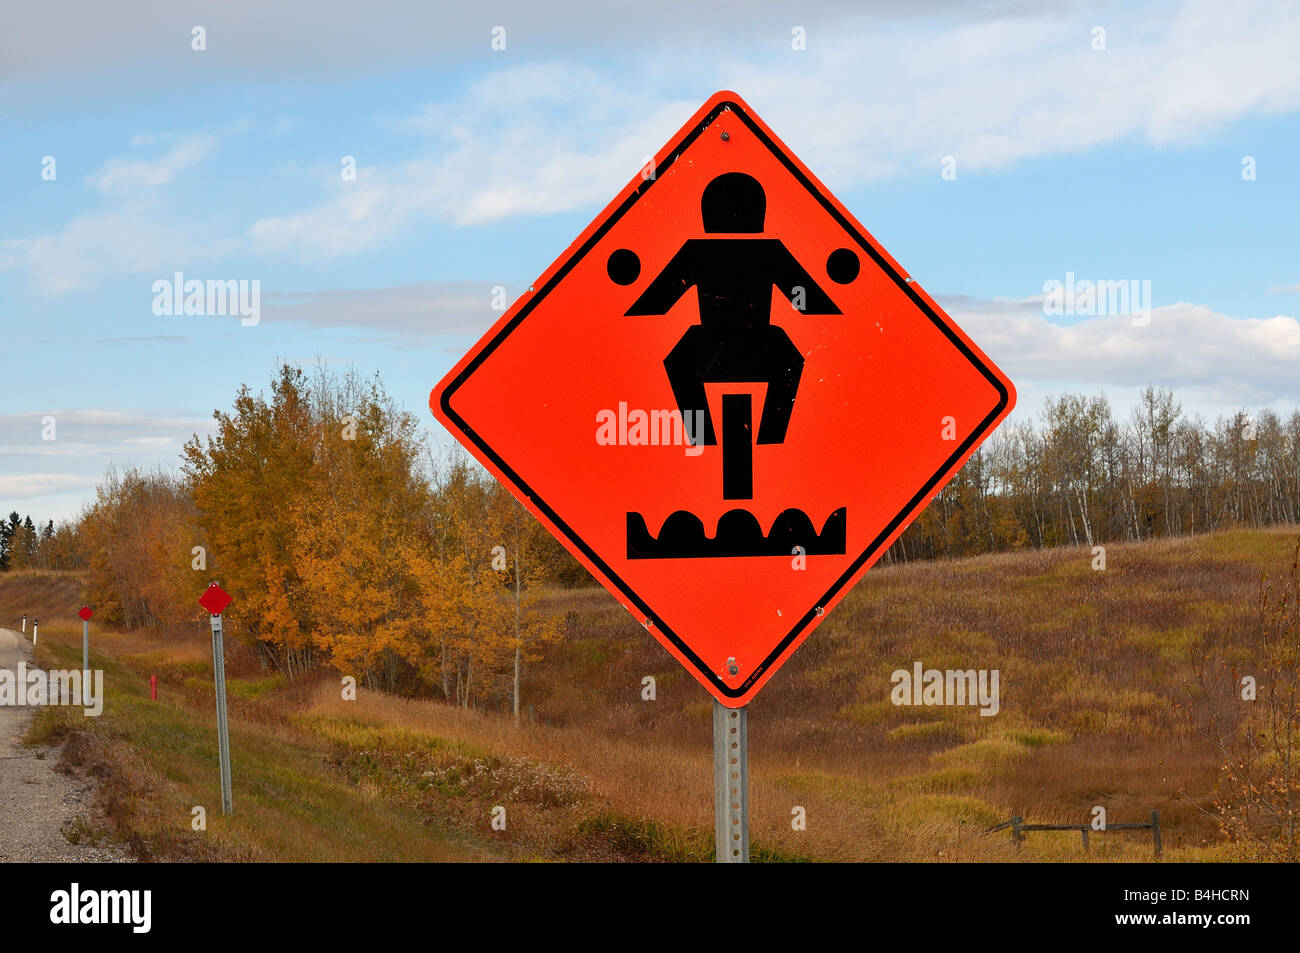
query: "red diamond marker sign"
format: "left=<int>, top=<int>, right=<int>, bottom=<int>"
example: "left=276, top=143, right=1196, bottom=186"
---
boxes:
left=198, top=583, right=232, bottom=617
left=432, top=91, right=1015, bottom=707
left=78, top=606, right=93, bottom=622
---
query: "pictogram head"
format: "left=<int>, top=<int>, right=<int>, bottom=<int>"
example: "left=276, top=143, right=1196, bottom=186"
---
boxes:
left=701, top=172, right=765, bottom=233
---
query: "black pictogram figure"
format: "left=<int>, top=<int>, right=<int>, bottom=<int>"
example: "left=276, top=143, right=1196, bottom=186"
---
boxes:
left=614, top=171, right=858, bottom=559
left=624, top=172, right=840, bottom=448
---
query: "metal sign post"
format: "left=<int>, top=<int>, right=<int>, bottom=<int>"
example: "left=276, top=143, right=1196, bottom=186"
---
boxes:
left=713, top=701, right=749, bottom=863
left=78, top=606, right=93, bottom=672
left=210, top=612, right=233, bottom=816
left=198, top=583, right=234, bottom=816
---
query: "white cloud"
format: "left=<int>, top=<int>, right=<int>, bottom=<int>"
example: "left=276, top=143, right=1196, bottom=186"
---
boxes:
left=0, top=410, right=215, bottom=459
left=4, top=205, right=222, bottom=294
left=262, top=281, right=521, bottom=342
left=248, top=1, right=1300, bottom=260
left=939, top=294, right=1300, bottom=411
left=86, top=134, right=217, bottom=195
left=8, top=1, right=1300, bottom=283
left=0, top=474, right=99, bottom=500
left=0, top=410, right=216, bottom=516
left=2, top=135, right=228, bottom=293
left=711, top=2, right=1300, bottom=181
left=0, top=1, right=1016, bottom=86
left=250, top=63, right=695, bottom=257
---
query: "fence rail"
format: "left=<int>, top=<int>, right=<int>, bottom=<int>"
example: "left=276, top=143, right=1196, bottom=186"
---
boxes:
left=986, top=811, right=1161, bottom=858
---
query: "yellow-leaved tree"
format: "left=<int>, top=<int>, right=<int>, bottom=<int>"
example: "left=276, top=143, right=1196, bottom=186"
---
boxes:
left=78, top=465, right=197, bottom=627
left=290, top=370, right=433, bottom=691
left=182, top=365, right=319, bottom=674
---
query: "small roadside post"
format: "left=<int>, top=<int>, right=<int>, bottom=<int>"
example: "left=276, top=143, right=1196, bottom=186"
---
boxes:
left=21, top=614, right=26, bottom=634
left=198, top=582, right=234, bottom=815
left=78, top=605, right=93, bottom=672
left=32, top=618, right=37, bottom=645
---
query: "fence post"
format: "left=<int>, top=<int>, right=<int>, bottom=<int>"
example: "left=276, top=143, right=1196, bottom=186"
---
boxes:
left=1010, top=815, right=1022, bottom=849
left=1081, top=826, right=1089, bottom=852
left=1151, top=810, right=1162, bottom=859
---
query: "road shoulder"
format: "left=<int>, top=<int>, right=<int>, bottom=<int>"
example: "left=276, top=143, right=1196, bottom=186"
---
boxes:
left=0, top=627, right=130, bottom=862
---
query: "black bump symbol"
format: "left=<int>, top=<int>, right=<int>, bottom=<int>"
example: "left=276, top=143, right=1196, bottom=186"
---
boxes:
left=607, top=248, right=641, bottom=285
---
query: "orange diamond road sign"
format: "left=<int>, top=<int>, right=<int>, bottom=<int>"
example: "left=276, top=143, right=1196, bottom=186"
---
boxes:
left=432, top=90, right=1015, bottom=707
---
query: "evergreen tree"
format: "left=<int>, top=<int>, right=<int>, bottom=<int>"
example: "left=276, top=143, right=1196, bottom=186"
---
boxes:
left=21, top=515, right=36, bottom=564
left=0, top=512, right=19, bottom=571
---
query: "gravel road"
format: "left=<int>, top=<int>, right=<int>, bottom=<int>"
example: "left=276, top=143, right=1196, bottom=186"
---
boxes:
left=0, top=626, right=129, bottom=862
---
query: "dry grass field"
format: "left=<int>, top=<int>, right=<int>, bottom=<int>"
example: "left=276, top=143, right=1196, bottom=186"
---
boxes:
left=10, top=526, right=1296, bottom=862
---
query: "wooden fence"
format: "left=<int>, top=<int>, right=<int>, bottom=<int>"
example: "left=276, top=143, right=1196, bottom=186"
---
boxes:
left=986, top=811, right=1161, bottom=858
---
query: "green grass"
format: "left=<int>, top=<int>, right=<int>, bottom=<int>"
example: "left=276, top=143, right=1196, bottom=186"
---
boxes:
left=31, top=635, right=499, bottom=862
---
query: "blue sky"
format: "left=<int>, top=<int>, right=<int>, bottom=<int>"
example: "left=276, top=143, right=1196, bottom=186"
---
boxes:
left=3, top=0, right=1299, bottom=521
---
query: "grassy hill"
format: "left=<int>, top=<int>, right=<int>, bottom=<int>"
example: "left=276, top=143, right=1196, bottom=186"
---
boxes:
left=0, top=569, right=82, bottom=628
left=11, top=526, right=1297, bottom=861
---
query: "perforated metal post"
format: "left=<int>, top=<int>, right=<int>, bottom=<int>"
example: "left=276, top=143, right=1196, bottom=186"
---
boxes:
left=210, top=614, right=233, bottom=815
left=82, top=618, right=89, bottom=673
left=714, top=700, right=749, bottom=862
